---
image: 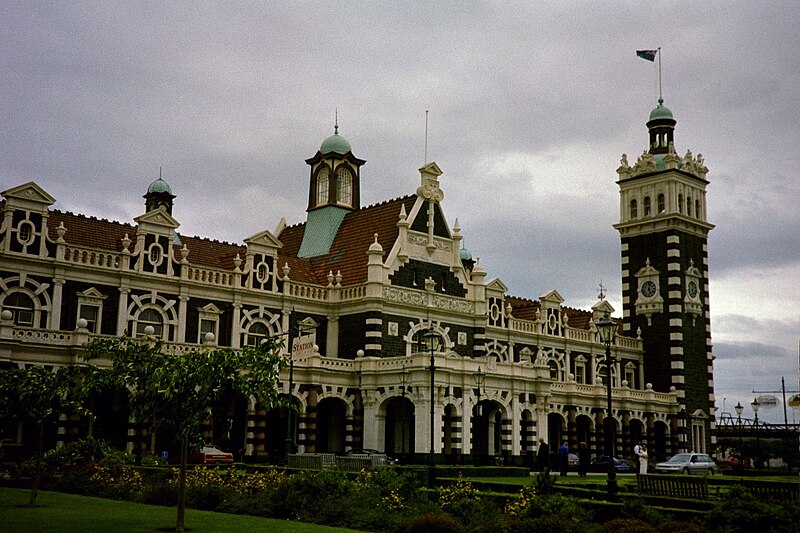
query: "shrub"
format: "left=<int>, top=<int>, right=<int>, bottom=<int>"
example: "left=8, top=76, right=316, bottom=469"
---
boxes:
left=705, top=485, right=799, bottom=533
left=87, top=462, right=144, bottom=500
left=437, top=474, right=479, bottom=512
left=407, top=512, right=465, bottom=533
left=600, top=518, right=659, bottom=533
left=620, top=496, right=665, bottom=526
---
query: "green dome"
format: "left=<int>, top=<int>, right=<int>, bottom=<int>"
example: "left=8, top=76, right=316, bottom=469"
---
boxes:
left=649, top=98, right=674, bottom=121
left=320, top=131, right=351, bottom=155
left=460, top=247, right=473, bottom=261
left=147, top=176, right=172, bottom=195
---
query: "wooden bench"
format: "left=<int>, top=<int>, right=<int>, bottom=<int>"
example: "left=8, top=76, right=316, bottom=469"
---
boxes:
left=740, top=479, right=800, bottom=502
left=637, top=474, right=709, bottom=499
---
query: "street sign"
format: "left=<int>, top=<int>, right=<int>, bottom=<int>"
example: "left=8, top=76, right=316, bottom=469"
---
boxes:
left=755, top=394, right=778, bottom=407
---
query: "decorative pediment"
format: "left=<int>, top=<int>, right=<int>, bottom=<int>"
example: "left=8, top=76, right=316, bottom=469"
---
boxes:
left=1, top=182, right=56, bottom=212
left=591, top=299, right=615, bottom=321
left=78, top=287, right=107, bottom=301
left=245, top=229, right=284, bottom=253
left=416, top=161, right=444, bottom=202
left=486, top=278, right=508, bottom=294
left=198, top=303, right=223, bottom=315
left=134, top=207, right=180, bottom=233
left=539, top=289, right=565, bottom=305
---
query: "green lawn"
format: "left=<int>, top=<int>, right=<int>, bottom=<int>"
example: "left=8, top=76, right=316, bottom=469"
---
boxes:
left=0, top=488, right=366, bottom=533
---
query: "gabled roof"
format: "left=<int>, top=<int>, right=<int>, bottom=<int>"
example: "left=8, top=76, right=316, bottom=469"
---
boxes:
left=279, top=195, right=417, bottom=286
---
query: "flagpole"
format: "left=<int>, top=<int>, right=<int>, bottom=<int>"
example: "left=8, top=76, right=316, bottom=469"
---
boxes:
left=658, top=47, right=663, bottom=101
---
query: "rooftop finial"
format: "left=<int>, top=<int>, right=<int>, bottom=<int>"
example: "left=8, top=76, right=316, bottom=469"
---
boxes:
left=598, top=280, right=606, bottom=300
left=334, top=108, right=339, bottom=135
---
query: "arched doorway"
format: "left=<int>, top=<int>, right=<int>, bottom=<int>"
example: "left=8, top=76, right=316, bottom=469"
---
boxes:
left=547, top=412, right=566, bottom=455
left=88, top=387, right=130, bottom=450
left=265, top=395, right=300, bottom=461
left=316, top=398, right=347, bottom=453
left=384, top=396, right=414, bottom=459
left=575, top=414, right=593, bottom=455
left=653, top=420, right=669, bottom=461
left=442, top=404, right=457, bottom=459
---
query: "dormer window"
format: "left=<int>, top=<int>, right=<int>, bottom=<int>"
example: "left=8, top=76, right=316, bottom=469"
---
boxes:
left=335, top=167, right=352, bottom=206
left=316, top=168, right=329, bottom=206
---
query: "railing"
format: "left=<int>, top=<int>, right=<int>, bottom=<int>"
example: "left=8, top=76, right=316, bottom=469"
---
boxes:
left=287, top=282, right=329, bottom=302
left=184, top=265, right=236, bottom=287
left=63, top=246, right=120, bottom=269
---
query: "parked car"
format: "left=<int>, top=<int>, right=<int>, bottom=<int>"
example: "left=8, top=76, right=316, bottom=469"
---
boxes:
left=567, top=453, right=579, bottom=470
left=655, top=453, right=717, bottom=475
left=181, top=445, right=234, bottom=464
left=588, top=456, right=633, bottom=473
left=346, top=448, right=399, bottom=464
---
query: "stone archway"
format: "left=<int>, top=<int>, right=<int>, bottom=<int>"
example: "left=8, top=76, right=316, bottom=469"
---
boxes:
left=316, top=397, right=347, bottom=453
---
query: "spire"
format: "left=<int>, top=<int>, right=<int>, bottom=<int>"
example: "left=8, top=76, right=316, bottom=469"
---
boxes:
left=334, top=108, right=339, bottom=136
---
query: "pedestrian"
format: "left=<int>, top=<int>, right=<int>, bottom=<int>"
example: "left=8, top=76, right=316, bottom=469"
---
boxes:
left=536, top=438, right=550, bottom=472
left=638, top=444, right=648, bottom=475
left=558, top=440, right=569, bottom=476
left=577, top=441, right=589, bottom=476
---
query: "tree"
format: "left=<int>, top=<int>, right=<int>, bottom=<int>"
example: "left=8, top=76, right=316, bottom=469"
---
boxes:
left=0, top=364, right=89, bottom=506
left=82, top=336, right=284, bottom=532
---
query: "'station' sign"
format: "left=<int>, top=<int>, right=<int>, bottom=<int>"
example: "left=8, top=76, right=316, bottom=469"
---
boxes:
left=292, top=334, right=315, bottom=357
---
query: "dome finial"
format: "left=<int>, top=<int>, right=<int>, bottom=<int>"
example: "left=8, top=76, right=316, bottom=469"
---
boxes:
left=334, top=108, right=339, bottom=136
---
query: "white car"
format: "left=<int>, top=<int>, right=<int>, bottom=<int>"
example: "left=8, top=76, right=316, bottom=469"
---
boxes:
left=655, top=453, right=717, bottom=475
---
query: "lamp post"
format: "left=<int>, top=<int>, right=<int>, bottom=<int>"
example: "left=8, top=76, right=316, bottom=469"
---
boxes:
left=422, top=328, right=440, bottom=487
left=473, top=366, right=485, bottom=465
left=286, top=317, right=317, bottom=462
left=751, top=398, right=760, bottom=468
left=596, top=313, right=617, bottom=498
left=734, top=401, right=744, bottom=464
left=400, top=365, right=410, bottom=463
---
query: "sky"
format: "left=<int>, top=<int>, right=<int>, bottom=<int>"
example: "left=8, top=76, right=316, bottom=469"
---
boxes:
left=3, top=1, right=799, bottom=424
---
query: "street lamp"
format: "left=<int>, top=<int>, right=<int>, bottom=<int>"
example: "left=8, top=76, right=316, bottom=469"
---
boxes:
left=734, top=401, right=744, bottom=463
left=286, top=317, right=317, bottom=462
left=751, top=398, right=760, bottom=467
left=422, top=328, right=440, bottom=486
left=399, top=366, right=410, bottom=462
left=595, top=313, right=617, bottom=498
left=473, top=366, right=485, bottom=465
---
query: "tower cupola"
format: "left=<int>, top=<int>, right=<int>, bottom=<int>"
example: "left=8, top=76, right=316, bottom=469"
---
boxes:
left=144, top=171, right=175, bottom=215
left=647, top=98, right=676, bottom=156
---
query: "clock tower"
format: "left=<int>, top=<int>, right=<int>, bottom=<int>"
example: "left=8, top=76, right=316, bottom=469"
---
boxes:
left=614, top=98, right=716, bottom=452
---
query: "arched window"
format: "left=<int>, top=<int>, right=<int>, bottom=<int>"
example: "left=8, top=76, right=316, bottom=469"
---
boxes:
left=548, top=360, right=560, bottom=380
left=657, top=193, right=665, bottom=213
left=246, top=322, right=269, bottom=346
left=695, top=200, right=701, bottom=219
left=686, top=196, right=692, bottom=217
left=316, top=168, right=329, bottom=206
left=629, top=199, right=638, bottom=219
left=678, top=194, right=683, bottom=213
left=2, top=292, right=34, bottom=327
left=335, top=167, right=352, bottom=206
left=643, top=196, right=651, bottom=216
left=135, top=308, right=163, bottom=337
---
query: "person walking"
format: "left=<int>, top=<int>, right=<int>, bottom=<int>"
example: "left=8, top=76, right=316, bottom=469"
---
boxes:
left=536, top=438, right=550, bottom=472
left=638, top=444, right=648, bottom=475
left=578, top=441, right=589, bottom=477
left=558, top=440, right=569, bottom=476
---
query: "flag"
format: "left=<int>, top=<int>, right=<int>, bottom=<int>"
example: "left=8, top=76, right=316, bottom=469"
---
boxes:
left=636, top=49, right=658, bottom=62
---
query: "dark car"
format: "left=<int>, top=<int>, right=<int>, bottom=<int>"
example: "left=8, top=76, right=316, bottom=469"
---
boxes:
left=588, top=456, right=633, bottom=473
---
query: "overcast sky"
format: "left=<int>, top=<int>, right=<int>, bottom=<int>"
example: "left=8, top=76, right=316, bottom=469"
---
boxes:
left=3, top=1, right=799, bottom=423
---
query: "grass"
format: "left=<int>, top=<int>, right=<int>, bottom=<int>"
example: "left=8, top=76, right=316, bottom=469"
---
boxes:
left=0, top=487, right=366, bottom=533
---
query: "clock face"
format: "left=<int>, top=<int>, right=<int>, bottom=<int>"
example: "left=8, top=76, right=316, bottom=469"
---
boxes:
left=641, top=280, right=657, bottom=298
left=688, top=281, right=698, bottom=298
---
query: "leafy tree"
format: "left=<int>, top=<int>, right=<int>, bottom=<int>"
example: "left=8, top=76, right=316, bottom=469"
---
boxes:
left=0, top=364, right=89, bottom=506
left=82, top=336, right=284, bottom=533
